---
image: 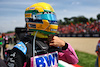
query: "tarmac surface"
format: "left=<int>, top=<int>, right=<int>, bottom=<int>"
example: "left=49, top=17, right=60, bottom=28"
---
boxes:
left=60, top=37, right=100, bottom=55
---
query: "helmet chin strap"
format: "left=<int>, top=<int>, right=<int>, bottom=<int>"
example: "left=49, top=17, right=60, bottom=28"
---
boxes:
left=33, top=31, right=38, bottom=66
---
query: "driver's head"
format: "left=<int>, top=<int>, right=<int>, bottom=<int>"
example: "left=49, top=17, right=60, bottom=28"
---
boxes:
left=25, top=2, right=58, bottom=35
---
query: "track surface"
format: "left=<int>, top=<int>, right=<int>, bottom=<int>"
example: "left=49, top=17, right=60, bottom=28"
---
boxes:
left=60, top=37, right=99, bottom=55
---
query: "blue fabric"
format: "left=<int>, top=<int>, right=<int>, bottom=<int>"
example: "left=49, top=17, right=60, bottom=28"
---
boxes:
left=14, top=42, right=27, bottom=55
left=95, top=57, right=98, bottom=67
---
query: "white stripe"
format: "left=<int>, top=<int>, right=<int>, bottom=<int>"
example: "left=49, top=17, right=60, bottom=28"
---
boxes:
left=58, top=60, right=75, bottom=67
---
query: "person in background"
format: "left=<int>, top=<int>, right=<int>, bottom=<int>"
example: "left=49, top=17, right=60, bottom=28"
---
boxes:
left=95, top=39, right=100, bottom=67
left=0, top=58, right=7, bottom=67
left=2, top=33, right=9, bottom=59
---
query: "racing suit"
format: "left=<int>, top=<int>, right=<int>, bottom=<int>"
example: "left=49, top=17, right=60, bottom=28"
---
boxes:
left=5, top=35, right=78, bottom=67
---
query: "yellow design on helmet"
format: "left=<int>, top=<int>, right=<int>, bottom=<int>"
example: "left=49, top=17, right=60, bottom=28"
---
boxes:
left=25, top=2, right=58, bottom=35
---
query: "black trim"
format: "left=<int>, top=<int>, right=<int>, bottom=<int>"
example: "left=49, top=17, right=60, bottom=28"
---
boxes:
left=62, top=43, right=68, bottom=50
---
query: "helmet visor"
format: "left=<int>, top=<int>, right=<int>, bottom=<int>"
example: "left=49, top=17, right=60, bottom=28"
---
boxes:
left=35, top=13, right=57, bottom=21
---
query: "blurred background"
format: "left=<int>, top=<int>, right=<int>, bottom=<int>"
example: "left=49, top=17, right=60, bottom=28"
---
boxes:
left=0, top=0, right=100, bottom=67
left=0, top=0, right=100, bottom=33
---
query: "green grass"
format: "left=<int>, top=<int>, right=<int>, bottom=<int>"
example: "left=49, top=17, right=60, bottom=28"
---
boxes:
left=75, top=50, right=97, bottom=67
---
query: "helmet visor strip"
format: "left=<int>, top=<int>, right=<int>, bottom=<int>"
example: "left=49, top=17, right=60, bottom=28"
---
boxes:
left=34, top=12, right=57, bottom=21
left=36, top=14, right=57, bottom=20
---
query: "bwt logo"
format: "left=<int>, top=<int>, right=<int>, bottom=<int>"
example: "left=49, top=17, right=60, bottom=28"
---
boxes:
left=34, top=52, right=58, bottom=67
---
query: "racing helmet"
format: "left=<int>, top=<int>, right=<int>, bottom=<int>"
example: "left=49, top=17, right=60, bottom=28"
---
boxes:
left=25, top=2, right=58, bottom=35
